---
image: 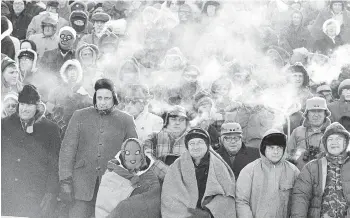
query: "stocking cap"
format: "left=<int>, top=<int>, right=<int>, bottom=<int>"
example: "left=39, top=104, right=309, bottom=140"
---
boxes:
left=18, top=84, right=41, bottom=105
left=185, top=128, right=211, bottom=149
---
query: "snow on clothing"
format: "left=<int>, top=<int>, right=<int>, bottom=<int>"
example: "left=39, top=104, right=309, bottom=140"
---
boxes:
left=310, top=8, right=350, bottom=44
left=59, top=106, right=138, bottom=201
left=134, top=106, right=164, bottom=142
left=1, top=108, right=61, bottom=217
left=96, top=152, right=161, bottom=218
left=236, top=131, right=300, bottom=218
left=328, top=95, right=350, bottom=123
left=215, top=142, right=260, bottom=180
left=161, top=148, right=236, bottom=218
left=287, top=118, right=331, bottom=170
left=15, top=48, right=38, bottom=83
left=26, top=12, right=69, bottom=38
left=7, top=9, right=33, bottom=40
left=291, top=155, right=350, bottom=218
left=39, top=46, right=75, bottom=77
left=28, top=33, right=59, bottom=59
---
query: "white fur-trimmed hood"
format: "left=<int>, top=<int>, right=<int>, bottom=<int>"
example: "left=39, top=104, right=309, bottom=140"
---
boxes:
left=59, top=59, right=83, bottom=84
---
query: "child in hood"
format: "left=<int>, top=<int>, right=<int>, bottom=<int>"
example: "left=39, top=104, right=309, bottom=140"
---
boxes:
left=95, top=138, right=161, bottom=218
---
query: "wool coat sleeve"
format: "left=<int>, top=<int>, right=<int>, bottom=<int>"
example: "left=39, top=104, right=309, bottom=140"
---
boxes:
left=59, top=110, right=81, bottom=181
left=290, top=163, right=313, bottom=218
left=236, top=164, right=254, bottom=218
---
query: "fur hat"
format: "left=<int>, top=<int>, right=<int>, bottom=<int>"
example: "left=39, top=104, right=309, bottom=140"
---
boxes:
left=260, top=129, right=287, bottom=156
left=322, top=122, right=350, bottom=153
left=338, top=79, right=350, bottom=96
left=18, top=84, right=41, bottom=105
left=185, top=128, right=211, bottom=149
left=322, top=19, right=341, bottom=36
left=93, top=78, right=119, bottom=105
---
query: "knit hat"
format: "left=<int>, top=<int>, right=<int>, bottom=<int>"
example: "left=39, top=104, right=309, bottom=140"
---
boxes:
left=185, top=128, right=211, bottom=149
left=93, top=78, right=119, bottom=105
left=316, top=84, right=332, bottom=94
left=338, top=79, right=350, bottom=96
left=287, top=63, right=310, bottom=87
left=59, top=26, right=77, bottom=40
left=303, top=97, right=331, bottom=117
left=260, top=129, right=287, bottom=156
left=91, top=12, right=111, bottom=22
left=322, top=19, right=341, bottom=36
left=1, top=56, right=16, bottom=72
left=18, top=84, right=41, bottom=105
left=322, top=122, right=350, bottom=153
left=221, top=122, right=242, bottom=135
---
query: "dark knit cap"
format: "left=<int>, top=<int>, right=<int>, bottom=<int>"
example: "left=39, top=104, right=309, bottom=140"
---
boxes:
left=18, top=84, right=41, bottom=105
left=185, top=128, right=211, bottom=149
left=260, top=130, right=287, bottom=156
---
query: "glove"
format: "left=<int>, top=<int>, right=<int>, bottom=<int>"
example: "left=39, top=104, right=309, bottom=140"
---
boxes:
left=58, top=178, right=74, bottom=203
left=187, top=208, right=212, bottom=218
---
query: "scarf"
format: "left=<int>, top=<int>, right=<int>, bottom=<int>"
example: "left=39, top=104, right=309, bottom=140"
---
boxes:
left=325, top=152, right=349, bottom=165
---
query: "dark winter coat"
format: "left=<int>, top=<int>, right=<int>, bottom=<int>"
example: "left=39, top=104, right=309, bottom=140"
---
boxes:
left=1, top=35, right=15, bottom=60
left=313, top=35, right=343, bottom=56
left=280, top=24, right=313, bottom=54
left=291, top=156, right=350, bottom=217
left=7, top=10, right=33, bottom=40
left=215, top=143, right=260, bottom=179
left=59, top=106, right=138, bottom=201
left=1, top=111, right=61, bottom=217
left=39, top=47, right=75, bottom=76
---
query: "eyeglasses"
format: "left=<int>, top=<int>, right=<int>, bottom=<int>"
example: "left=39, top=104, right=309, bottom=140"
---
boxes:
left=125, top=98, right=144, bottom=105
left=223, top=136, right=241, bottom=143
left=60, top=34, right=73, bottom=40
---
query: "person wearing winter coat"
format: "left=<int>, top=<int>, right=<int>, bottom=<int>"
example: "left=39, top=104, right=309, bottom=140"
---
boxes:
left=1, top=84, right=61, bottom=217
left=58, top=78, right=138, bottom=218
left=287, top=97, right=332, bottom=170
left=316, top=84, right=334, bottom=104
left=95, top=138, right=161, bottom=218
left=1, top=91, right=18, bottom=118
left=7, top=0, right=34, bottom=40
left=143, top=105, right=189, bottom=180
left=328, top=79, right=350, bottom=123
left=123, top=84, right=163, bottom=142
left=39, top=26, right=76, bottom=76
left=291, top=122, right=350, bottom=217
left=279, top=9, right=313, bottom=54
left=16, top=48, right=38, bottom=83
left=310, top=0, right=350, bottom=44
left=215, top=122, right=260, bottom=179
left=69, top=10, right=90, bottom=49
left=46, top=59, right=92, bottom=137
left=1, top=55, right=22, bottom=98
left=313, top=19, right=343, bottom=56
left=1, top=16, right=16, bottom=60
left=236, top=129, right=300, bottom=218
left=161, top=128, right=236, bottom=218
left=28, top=14, right=59, bottom=59
left=26, top=0, right=69, bottom=38
left=210, top=76, right=234, bottom=113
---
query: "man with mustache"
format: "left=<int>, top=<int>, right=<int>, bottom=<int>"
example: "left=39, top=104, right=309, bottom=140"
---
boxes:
left=59, top=78, right=137, bottom=218
left=287, top=97, right=332, bottom=170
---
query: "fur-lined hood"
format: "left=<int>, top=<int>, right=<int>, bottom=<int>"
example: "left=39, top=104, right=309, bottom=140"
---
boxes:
left=76, top=43, right=99, bottom=64
left=16, top=48, right=38, bottom=74
left=60, top=59, right=83, bottom=84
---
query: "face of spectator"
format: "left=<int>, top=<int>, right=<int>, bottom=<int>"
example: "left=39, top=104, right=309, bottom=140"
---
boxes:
left=326, top=22, right=337, bottom=38
left=207, top=5, right=216, bottom=17
left=188, top=138, right=208, bottom=161
left=13, top=0, right=25, bottom=15
left=221, top=133, right=242, bottom=154
left=327, top=134, right=346, bottom=156
left=307, top=109, right=326, bottom=127
left=20, top=41, right=33, bottom=50
left=124, top=98, right=145, bottom=117
left=18, top=102, right=36, bottom=121
left=123, top=140, right=143, bottom=171
left=182, top=70, right=199, bottom=83
left=178, top=6, right=192, bottom=23
left=59, top=30, right=75, bottom=50
left=94, top=21, right=106, bottom=34
left=332, top=2, right=343, bottom=14
left=43, top=24, right=56, bottom=36
left=46, top=5, right=58, bottom=13
left=80, top=48, right=94, bottom=65
left=4, top=98, right=18, bottom=117
left=342, top=88, right=350, bottom=100
left=265, top=145, right=284, bottom=163
left=95, top=89, right=114, bottom=110
left=198, top=102, right=212, bottom=115
left=3, top=65, right=19, bottom=86
left=19, top=57, right=33, bottom=72
left=289, top=72, right=304, bottom=88
left=66, top=65, right=78, bottom=83
left=169, top=0, right=180, bottom=12
left=167, top=115, right=187, bottom=133
left=292, top=13, right=302, bottom=26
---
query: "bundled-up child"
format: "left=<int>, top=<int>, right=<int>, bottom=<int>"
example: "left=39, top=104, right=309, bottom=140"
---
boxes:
left=95, top=138, right=161, bottom=218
